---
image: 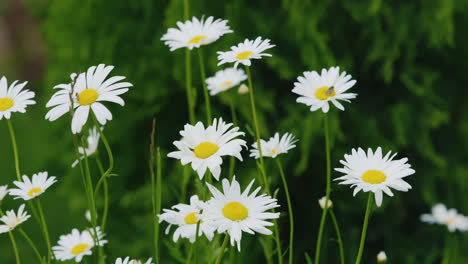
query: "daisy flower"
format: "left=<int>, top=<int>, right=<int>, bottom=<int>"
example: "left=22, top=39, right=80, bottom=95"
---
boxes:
left=206, top=68, right=247, bottom=95
left=335, top=147, right=415, bottom=207
left=9, top=172, right=57, bottom=200
left=115, top=257, right=154, bottom=264
left=377, top=251, right=387, bottom=263
left=250, top=132, right=297, bottom=159
left=161, top=16, right=232, bottom=51
left=0, top=76, right=35, bottom=119
left=0, top=185, right=8, bottom=202
left=217, top=37, right=275, bottom=68
left=168, top=117, right=246, bottom=180
left=53, top=227, right=107, bottom=262
left=158, top=195, right=214, bottom=243
left=318, top=196, right=333, bottom=209
left=0, top=204, right=30, bottom=233
left=202, top=177, right=280, bottom=251
left=420, top=203, right=468, bottom=232
left=292, top=66, right=357, bottom=113
left=72, top=126, right=101, bottom=167
left=45, top=64, right=132, bottom=134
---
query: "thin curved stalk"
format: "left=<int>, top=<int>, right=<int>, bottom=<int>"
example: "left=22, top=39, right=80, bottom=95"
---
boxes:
left=197, top=48, right=212, bottom=124
left=276, top=158, right=295, bottom=264
left=214, top=234, right=229, bottom=264
left=314, top=114, right=332, bottom=264
left=330, top=209, right=345, bottom=264
left=19, top=227, right=45, bottom=264
left=36, top=199, right=52, bottom=263
left=8, top=231, right=21, bottom=264
left=6, top=119, right=21, bottom=181
left=354, top=193, right=373, bottom=264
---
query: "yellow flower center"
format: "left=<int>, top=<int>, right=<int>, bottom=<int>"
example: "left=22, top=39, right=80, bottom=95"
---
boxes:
left=222, top=202, right=248, bottom=221
left=16, top=218, right=21, bottom=223
left=70, top=243, right=90, bottom=255
left=77, top=89, right=99, bottom=105
left=188, top=35, right=207, bottom=44
left=27, top=187, right=43, bottom=197
left=194, top=142, right=219, bottom=159
left=362, top=170, right=386, bottom=184
left=184, top=212, right=200, bottom=225
left=446, top=218, right=455, bottom=225
left=0, top=98, right=14, bottom=111
left=221, top=81, right=233, bottom=89
left=314, top=86, right=336, bottom=100
left=236, top=51, right=253, bottom=60
left=271, top=149, right=277, bottom=155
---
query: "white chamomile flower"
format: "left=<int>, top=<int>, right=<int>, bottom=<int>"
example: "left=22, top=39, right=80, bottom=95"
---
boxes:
left=335, top=147, right=415, bottom=207
left=45, top=64, right=132, bottom=134
left=206, top=68, right=247, bottom=95
left=72, top=126, right=101, bottom=168
left=292, top=66, right=357, bottom=113
left=420, top=203, right=468, bottom=232
left=161, top=16, right=232, bottom=51
left=377, top=251, right=387, bottom=263
left=0, top=185, right=8, bottom=202
left=217, top=37, right=275, bottom=68
left=158, top=195, right=214, bottom=243
left=9, top=172, right=57, bottom=200
left=168, top=117, right=246, bottom=180
left=53, top=227, right=107, bottom=262
left=115, top=257, right=154, bottom=264
left=0, top=204, right=30, bottom=233
left=202, top=177, right=280, bottom=251
left=0, top=76, right=35, bottom=119
left=250, top=132, right=297, bottom=159
left=318, top=196, right=333, bottom=209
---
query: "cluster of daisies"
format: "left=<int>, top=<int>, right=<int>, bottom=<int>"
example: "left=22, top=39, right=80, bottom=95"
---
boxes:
left=161, top=117, right=297, bottom=250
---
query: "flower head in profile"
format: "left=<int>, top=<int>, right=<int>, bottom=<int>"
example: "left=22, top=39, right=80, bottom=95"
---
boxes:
left=0, top=204, right=30, bottom=233
left=161, top=16, right=232, bottom=51
left=217, top=37, right=275, bottom=68
left=72, top=126, right=101, bottom=167
left=115, top=257, right=154, bottom=264
left=0, top=185, right=8, bottom=202
left=45, top=64, right=132, bottom=134
left=158, top=195, right=214, bottom=243
left=53, top=227, right=107, bottom=262
left=168, top=117, right=246, bottom=180
left=0, top=76, right=35, bottom=119
left=250, top=132, right=297, bottom=159
left=335, top=147, right=415, bottom=207
left=9, top=172, right=57, bottom=200
left=420, top=203, right=468, bottom=232
left=238, top=84, right=249, bottom=95
left=292, top=67, right=357, bottom=113
left=206, top=68, right=247, bottom=95
left=318, top=196, right=333, bottom=209
left=377, top=251, right=387, bottom=263
left=202, top=177, right=280, bottom=251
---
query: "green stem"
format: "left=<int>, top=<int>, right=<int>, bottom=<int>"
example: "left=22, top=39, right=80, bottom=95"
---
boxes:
left=7, top=119, right=21, bottom=181
left=197, top=48, right=212, bottom=124
left=183, top=0, right=189, bottom=20
left=276, top=159, right=294, bottom=264
left=354, top=193, right=373, bottom=264
left=314, top=114, right=332, bottom=264
left=152, top=144, right=163, bottom=264
left=245, top=66, right=266, bottom=185
left=215, top=234, right=230, bottom=264
left=185, top=49, right=195, bottom=124
left=36, top=199, right=52, bottom=263
left=228, top=99, right=237, bottom=180
left=8, top=231, right=21, bottom=264
left=185, top=243, right=194, bottom=264
left=330, top=209, right=345, bottom=264
left=95, top=156, right=109, bottom=231
left=442, top=232, right=453, bottom=264
left=19, top=227, right=45, bottom=264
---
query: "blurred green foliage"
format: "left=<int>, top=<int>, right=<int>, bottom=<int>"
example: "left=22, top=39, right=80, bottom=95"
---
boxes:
left=1, top=0, right=468, bottom=263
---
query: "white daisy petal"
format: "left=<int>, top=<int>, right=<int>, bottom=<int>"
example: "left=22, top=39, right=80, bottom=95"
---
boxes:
left=9, top=172, right=57, bottom=200
left=0, top=77, right=35, bottom=119
left=0, top=204, right=30, bottom=233
left=206, top=68, right=247, bottom=95
left=420, top=203, right=468, bottom=232
left=53, top=227, right=107, bottom=262
left=250, top=132, right=298, bottom=159
left=217, top=37, right=275, bottom=68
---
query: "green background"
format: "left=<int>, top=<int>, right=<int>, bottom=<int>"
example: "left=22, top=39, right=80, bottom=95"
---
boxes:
left=1, top=0, right=468, bottom=263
